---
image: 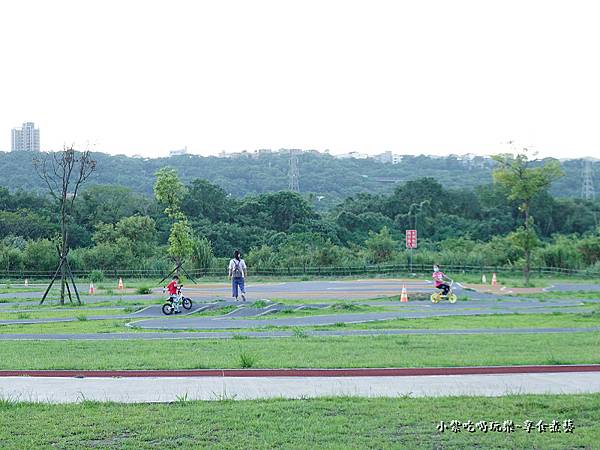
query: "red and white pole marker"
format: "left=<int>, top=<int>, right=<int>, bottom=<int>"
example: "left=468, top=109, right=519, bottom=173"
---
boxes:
left=118, top=277, right=124, bottom=290
left=400, top=285, right=409, bottom=302
left=89, top=283, right=95, bottom=295
left=492, top=273, right=497, bottom=286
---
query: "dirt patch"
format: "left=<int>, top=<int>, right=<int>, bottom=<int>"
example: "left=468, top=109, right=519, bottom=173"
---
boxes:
left=462, top=284, right=545, bottom=294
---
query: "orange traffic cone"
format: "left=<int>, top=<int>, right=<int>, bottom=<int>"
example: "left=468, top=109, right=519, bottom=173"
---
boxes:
left=118, top=277, right=124, bottom=290
left=492, top=273, right=497, bottom=286
left=481, top=274, right=487, bottom=284
left=89, top=283, right=95, bottom=295
left=400, top=285, right=408, bottom=302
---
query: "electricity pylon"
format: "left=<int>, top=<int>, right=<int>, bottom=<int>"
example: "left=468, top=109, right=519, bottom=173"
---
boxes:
left=582, top=160, right=595, bottom=200
left=288, top=149, right=300, bottom=192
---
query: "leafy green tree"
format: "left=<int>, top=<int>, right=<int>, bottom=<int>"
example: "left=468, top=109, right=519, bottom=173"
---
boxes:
left=0, top=210, right=55, bottom=240
left=258, top=192, right=317, bottom=232
left=167, top=219, right=196, bottom=270
left=578, top=229, right=600, bottom=266
left=364, top=226, right=397, bottom=264
left=385, top=178, right=444, bottom=221
left=154, top=167, right=195, bottom=274
left=76, top=185, right=151, bottom=228
left=22, top=239, right=57, bottom=272
left=190, top=237, right=215, bottom=270
left=183, top=179, right=231, bottom=222
left=0, top=242, right=23, bottom=272
left=92, top=215, right=158, bottom=259
left=246, top=245, right=278, bottom=269
left=154, top=167, right=187, bottom=219
left=492, top=152, right=563, bottom=284
left=115, top=215, right=157, bottom=257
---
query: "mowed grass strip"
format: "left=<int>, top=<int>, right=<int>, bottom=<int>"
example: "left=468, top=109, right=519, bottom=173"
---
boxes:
left=0, top=308, right=128, bottom=321
left=0, top=310, right=600, bottom=335
left=0, top=395, right=598, bottom=449
left=1, top=333, right=599, bottom=370
left=310, top=308, right=600, bottom=331
left=0, top=319, right=141, bottom=334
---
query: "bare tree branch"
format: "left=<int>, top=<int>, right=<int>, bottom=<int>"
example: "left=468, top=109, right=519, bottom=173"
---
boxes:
left=32, top=145, right=96, bottom=305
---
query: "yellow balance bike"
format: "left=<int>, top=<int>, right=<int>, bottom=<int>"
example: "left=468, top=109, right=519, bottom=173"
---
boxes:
left=430, top=280, right=457, bottom=304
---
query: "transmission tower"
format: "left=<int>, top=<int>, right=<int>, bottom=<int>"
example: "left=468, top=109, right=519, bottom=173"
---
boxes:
left=288, top=149, right=300, bottom=192
left=581, top=160, right=595, bottom=200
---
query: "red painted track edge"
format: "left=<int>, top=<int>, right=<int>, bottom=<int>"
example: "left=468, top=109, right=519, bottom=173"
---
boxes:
left=1, top=365, right=600, bottom=378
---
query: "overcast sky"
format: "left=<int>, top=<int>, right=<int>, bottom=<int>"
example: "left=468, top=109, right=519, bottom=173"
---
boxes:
left=1, top=0, right=599, bottom=158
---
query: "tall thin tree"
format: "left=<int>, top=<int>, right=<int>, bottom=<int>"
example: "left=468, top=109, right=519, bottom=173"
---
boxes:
left=492, top=149, right=562, bottom=285
left=33, top=146, right=96, bottom=304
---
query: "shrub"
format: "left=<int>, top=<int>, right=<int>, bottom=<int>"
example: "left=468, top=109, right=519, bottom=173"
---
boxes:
left=89, top=270, right=105, bottom=283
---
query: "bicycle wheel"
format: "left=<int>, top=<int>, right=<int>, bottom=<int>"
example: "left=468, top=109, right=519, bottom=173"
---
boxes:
left=430, top=293, right=441, bottom=304
left=182, top=298, right=192, bottom=310
left=448, top=294, right=458, bottom=304
left=162, top=303, right=174, bottom=315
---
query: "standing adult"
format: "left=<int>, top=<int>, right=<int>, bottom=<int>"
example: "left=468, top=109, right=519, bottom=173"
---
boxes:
left=228, top=250, right=247, bottom=301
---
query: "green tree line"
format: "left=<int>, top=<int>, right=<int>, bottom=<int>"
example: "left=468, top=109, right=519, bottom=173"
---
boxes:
left=0, top=150, right=597, bottom=209
left=1, top=167, right=600, bottom=275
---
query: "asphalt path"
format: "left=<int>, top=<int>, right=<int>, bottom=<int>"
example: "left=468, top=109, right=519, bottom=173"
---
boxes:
left=0, top=279, right=598, bottom=334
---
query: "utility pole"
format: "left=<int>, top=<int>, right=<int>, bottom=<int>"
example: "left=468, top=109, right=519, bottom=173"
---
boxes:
left=582, top=160, right=595, bottom=200
left=288, top=149, right=300, bottom=192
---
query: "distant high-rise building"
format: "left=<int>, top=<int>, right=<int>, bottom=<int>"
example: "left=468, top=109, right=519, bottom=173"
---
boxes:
left=11, top=122, right=40, bottom=152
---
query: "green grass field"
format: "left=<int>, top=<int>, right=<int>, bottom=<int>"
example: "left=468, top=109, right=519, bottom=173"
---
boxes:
left=1, top=332, right=599, bottom=370
left=0, top=308, right=133, bottom=321
left=0, top=395, right=597, bottom=449
left=0, top=306, right=599, bottom=335
left=1, top=283, right=599, bottom=449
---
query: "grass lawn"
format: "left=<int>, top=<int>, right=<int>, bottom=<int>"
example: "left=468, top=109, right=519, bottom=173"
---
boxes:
left=0, top=308, right=133, bottom=321
left=0, top=319, right=141, bottom=334
left=310, top=308, right=600, bottom=331
left=1, top=308, right=600, bottom=335
left=0, top=288, right=43, bottom=294
left=255, top=303, right=394, bottom=318
left=452, top=273, right=600, bottom=288
left=1, top=333, right=599, bottom=370
left=0, top=395, right=597, bottom=449
left=512, top=290, right=600, bottom=300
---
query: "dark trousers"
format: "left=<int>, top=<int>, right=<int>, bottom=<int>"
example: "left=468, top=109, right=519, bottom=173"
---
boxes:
left=437, top=283, right=450, bottom=295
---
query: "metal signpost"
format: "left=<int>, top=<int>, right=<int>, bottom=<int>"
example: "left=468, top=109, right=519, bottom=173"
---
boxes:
left=406, top=229, right=417, bottom=272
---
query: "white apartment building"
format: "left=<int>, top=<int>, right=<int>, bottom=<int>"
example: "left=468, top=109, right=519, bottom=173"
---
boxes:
left=169, top=146, right=188, bottom=157
left=11, top=122, right=40, bottom=152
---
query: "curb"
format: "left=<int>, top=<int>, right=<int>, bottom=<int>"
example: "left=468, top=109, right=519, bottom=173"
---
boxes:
left=1, top=365, right=600, bottom=378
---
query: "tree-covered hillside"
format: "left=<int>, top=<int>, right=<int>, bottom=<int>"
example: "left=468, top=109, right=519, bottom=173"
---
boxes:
left=0, top=150, right=596, bottom=208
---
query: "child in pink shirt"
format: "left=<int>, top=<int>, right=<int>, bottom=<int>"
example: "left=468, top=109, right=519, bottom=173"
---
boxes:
left=432, top=265, right=450, bottom=295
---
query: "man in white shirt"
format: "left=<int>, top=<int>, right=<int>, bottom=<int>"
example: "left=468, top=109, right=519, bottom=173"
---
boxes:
left=228, top=249, right=248, bottom=301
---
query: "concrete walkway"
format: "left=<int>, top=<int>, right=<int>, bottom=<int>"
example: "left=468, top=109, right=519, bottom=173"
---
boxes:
left=2, top=372, right=599, bottom=403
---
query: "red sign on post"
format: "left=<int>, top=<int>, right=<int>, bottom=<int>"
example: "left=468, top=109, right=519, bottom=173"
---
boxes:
left=406, top=229, right=417, bottom=249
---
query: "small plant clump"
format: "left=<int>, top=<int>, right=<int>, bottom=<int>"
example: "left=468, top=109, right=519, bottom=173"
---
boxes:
left=89, top=270, right=105, bottom=284
left=239, top=352, right=257, bottom=368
